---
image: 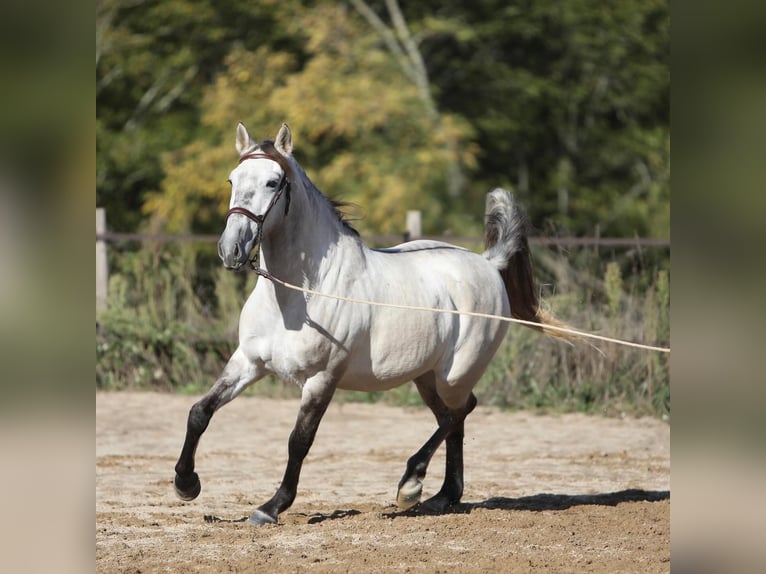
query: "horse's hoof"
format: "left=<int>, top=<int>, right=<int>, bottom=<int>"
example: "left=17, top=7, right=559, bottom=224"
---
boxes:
left=396, top=477, right=423, bottom=510
left=419, top=494, right=454, bottom=514
left=248, top=510, right=277, bottom=526
left=174, top=472, right=201, bottom=501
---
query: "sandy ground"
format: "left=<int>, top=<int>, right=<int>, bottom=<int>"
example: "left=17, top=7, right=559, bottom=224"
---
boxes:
left=96, top=392, right=670, bottom=573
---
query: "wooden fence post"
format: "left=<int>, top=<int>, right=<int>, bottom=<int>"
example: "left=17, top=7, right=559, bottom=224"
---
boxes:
left=405, top=210, right=422, bottom=242
left=96, top=208, right=108, bottom=313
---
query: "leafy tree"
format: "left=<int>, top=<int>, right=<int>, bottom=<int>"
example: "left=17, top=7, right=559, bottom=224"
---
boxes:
left=145, top=3, right=477, bottom=236
left=96, top=0, right=298, bottom=231
left=99, top=0, right=668, bottom=239
left=375, top=0, right=669, bottom=236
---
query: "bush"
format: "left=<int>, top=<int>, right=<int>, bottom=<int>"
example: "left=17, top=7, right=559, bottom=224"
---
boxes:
left=97, top=244, right=238, bottom=390
left=476, top=247, right=670, bottom=416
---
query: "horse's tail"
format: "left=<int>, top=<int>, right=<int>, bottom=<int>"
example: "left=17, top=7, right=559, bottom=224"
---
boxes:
left=482, top=188, right=573, bottom=340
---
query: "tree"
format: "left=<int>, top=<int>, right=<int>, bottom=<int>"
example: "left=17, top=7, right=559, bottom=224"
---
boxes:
left=99, top=0, right=669, bottom=239
left=348, top=0, right=466, bottom=198
left=371, top=0, right=670, bottom=237
left=96, top=0, right=297, bottom=231
left=144, top=3, right=477, bottom=236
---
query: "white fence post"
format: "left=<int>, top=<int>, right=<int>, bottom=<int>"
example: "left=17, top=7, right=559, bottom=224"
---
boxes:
left=406, top=210, right=422, bottom=241
left=96, top=208, right=108, bottom=313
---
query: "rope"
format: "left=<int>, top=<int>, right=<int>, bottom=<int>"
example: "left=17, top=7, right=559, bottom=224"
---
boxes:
left=254, top=269, right=671, bottom=354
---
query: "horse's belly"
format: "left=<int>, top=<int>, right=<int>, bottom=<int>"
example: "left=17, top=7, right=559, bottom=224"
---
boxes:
left=337, top=353, right=431, bottom=391
left=336, top=372, right=416, bottom=392
left=337, top=326, right=441, bottom=391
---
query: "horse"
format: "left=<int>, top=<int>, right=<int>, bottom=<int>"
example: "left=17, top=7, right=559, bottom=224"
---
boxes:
left=174, top=123, right=566, bottom=525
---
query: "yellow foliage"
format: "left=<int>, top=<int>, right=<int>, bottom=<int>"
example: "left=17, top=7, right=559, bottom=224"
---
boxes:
left=145, top=3, right=477, bottom=236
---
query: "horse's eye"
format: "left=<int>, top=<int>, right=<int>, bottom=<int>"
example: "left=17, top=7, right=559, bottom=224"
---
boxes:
left=266, top=179, right=279, bottom=189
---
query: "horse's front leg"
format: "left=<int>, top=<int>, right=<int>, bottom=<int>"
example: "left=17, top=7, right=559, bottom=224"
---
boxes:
left=249, top=374, right=336, bottom=525
left=174, top=347, right=263, bottom=500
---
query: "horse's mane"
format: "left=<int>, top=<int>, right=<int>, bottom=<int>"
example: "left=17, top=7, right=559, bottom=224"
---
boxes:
left=255, top=140, right=359, bottom=237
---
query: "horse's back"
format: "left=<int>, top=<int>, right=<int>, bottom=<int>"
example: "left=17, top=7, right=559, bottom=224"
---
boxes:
left=373, top=239, right=469, bottom=255
left=369, top=240, right=507, bottom=314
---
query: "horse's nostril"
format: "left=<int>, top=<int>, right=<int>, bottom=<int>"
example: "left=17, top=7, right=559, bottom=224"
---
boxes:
left=217, top=241, right=224, bottom=259
left=233, top=243, right=240, bottom=258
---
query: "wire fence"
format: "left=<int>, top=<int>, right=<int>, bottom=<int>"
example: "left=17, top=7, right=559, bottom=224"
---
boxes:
left=95, top=207, right=670, bottom=313
left=95, top=230, right=670, bottom=248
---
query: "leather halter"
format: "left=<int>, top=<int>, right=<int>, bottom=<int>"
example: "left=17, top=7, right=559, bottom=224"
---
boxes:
left=224, top=152, right=291, bottom=224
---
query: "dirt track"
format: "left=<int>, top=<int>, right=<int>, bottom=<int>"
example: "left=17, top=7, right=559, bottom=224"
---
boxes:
left=96, top=392, right=669, bottom=573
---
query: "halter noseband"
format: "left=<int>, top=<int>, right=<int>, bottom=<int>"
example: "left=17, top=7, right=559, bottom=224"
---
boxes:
left=224, top=152, right=292, bottom=225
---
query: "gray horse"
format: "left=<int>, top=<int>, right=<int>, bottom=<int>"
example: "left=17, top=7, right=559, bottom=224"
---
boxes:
left=174, top=123, right=565, bottom=525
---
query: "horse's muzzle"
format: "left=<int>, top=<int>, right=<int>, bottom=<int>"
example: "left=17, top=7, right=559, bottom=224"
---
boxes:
left=218, top=238, right=248, bottom=270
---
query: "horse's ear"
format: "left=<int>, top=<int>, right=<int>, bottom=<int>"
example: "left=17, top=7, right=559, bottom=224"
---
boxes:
left=275, top=123, right=293, bottom=157
left=236, top=122, right=253, bottom=155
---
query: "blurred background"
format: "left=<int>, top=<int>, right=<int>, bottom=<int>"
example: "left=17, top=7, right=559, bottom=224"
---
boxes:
left=95, top=0, right=670, bottom=416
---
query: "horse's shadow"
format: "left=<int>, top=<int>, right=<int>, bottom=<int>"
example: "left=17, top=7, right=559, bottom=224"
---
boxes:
left=205, top=489, right=669, bottom=525
left=383, top=488, right=670, bottom=519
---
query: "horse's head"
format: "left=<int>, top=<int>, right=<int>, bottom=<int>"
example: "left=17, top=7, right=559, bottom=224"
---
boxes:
left=218, top=123, right=293, bottom=270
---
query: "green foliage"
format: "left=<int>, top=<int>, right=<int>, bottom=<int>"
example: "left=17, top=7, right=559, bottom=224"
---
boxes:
left=604, top=261, right=623, bottom=320
left=97, top=244, right=237, bottom=390
left=98, top=0, right=668, bottom=238
left=373, top=0, right=670, bottom=237
left=97, top=0, right=297, bottom=231
left=143, top=4, right=477, bottom=236
left=476, top=247, right=670, bottom=416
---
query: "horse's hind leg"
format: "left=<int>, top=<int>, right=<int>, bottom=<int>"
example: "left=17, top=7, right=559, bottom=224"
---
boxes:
left=396, top=373, right=476, bottom=510
left=174, top=348, right=262, bottom=501
left=421, top=392, right=477, bottom=512
left=248, top=373, right=336, bottom=525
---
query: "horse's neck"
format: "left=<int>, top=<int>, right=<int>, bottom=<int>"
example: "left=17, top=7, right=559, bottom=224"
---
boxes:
left=260, top=187, right=360, bottom=286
